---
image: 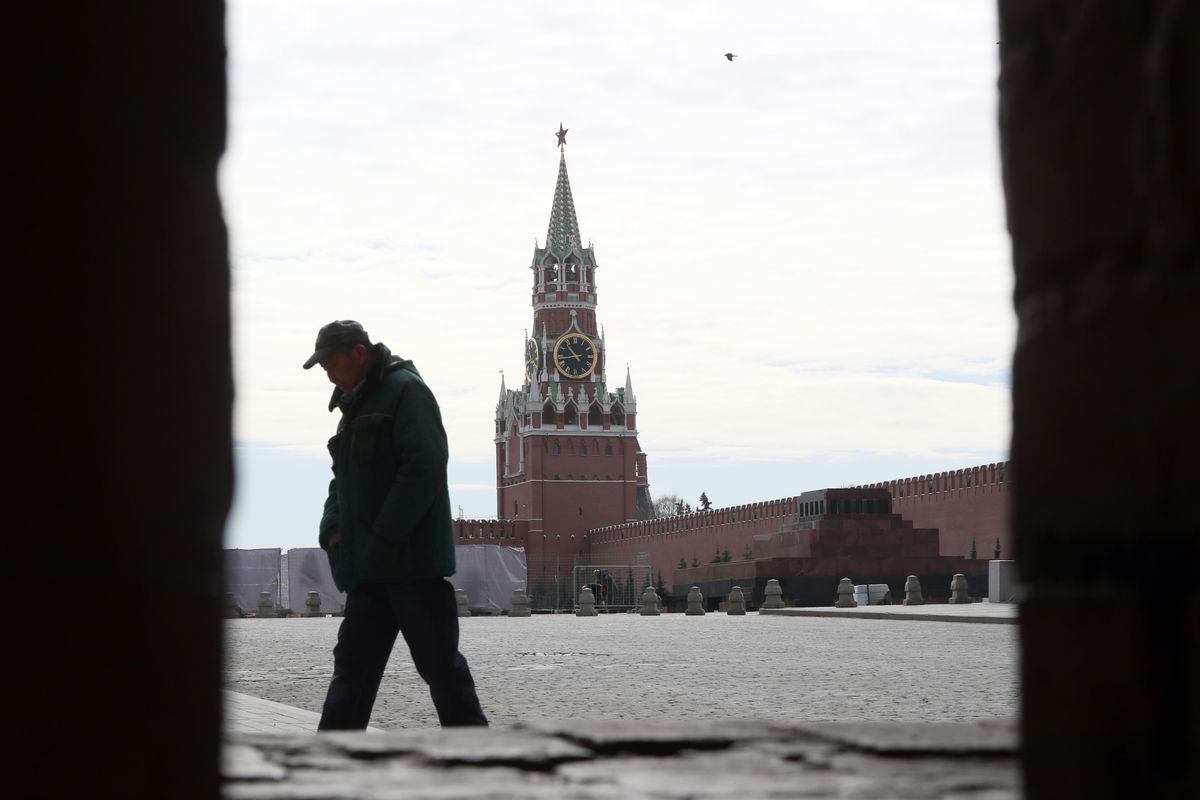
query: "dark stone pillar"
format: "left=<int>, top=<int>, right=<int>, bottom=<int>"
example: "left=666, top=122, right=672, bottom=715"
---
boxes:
left=9, top=4, right=230, bottom=796
left=999, top=2, right=1199, bottom=798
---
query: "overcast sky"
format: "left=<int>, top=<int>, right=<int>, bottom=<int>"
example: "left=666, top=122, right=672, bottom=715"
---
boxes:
left=221, top=0, right=1012, bottom=552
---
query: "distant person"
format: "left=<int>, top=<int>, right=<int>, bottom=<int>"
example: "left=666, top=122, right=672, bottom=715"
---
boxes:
left=303, top=320, right=487, bottom=730
left=598, top=569, right=616, bottom=607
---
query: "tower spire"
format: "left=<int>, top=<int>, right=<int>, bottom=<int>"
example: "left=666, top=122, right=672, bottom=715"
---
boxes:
left=545, top=136, right=582, bottom=257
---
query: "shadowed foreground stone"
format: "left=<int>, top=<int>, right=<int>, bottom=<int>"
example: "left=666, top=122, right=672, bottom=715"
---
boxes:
left=1000, top=2, right=1200, bottom=797
left=223, top=719, right=1019, bottom=799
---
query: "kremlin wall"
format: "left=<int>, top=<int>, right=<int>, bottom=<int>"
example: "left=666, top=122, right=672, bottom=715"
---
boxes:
left=863, top=461, right=1011, bottom=563
left=455, top=459, right=1009, bottom=608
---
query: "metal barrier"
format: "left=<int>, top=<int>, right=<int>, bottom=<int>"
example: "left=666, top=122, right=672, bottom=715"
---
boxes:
left=525, top=552, right=652, bottom=612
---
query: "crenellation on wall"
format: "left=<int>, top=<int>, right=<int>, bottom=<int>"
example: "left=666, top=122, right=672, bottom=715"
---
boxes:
left=453, top=518, right=529, bottom=547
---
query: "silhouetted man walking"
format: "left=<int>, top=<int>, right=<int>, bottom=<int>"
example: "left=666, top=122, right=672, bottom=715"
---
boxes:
left=304, top=320, right=487, bottom=730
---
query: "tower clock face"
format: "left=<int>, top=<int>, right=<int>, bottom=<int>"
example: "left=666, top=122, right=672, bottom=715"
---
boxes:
left=524, top=337, right=540, bottom=381
left=553, top=333, right=597, bottom=379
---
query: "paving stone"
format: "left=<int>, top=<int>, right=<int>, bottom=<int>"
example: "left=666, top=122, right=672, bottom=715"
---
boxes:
left=223, top=723, right=1020, bottom=799
left=318, top=727, right=592, bottom=766
left=221, top=743, right=288, bottom=781
left=792, top=719, right=1019, bottom=755
left=514, top=717, right=774, bottom=754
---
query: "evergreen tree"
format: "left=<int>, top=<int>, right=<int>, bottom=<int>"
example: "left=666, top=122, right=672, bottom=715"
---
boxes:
left=721, top=546, right=731, bottom=562
left=994, top=537, right=1001, bottom=559
left=656, top=569, right=669, bottom=604
left=970, top=537, right=977, bottom=559
left=678, top=557, right=687, bottom=570
left=691, top=554, right=699, bottom=568
left=711, top=543, right=721, bottom=563
left=742, top=544, right=753, bottom=560
left=699, top=491, right=712, bottom=510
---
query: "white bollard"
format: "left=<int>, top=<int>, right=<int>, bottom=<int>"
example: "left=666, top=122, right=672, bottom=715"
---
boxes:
left=835, top=578, right=857, bottom=608
left=510, top=588, right=530, bottom=617
left=686, top=586, right=705, bottom=615
left=949, top=573, right=971, bottom=604
left=902, top=575, right=925, bottom=606
left=727, top=586, right=746, bottom=615
left=257, top=592, right=274, bottom=618
left=304, top=591, right=322, bottom=617
left=639, top=585, right=661, bottom=616
left=577, top=586, right=598, bottom=616
left=760, top=578, right=785, bottom=610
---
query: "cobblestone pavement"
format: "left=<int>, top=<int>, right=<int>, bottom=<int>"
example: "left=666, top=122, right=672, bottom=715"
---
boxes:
left=224, top=612, right=1019, bottom=730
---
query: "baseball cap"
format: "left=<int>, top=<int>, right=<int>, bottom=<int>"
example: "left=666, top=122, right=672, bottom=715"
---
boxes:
left=302, top=320, right=371, bottom=369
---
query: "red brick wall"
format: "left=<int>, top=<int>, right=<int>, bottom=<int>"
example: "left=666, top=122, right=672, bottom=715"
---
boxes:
left=490, top=462, right=1011, bottom=583
left=862, top=461, right=1012, bottom=560
left=589, top=498, right=799, bottom=573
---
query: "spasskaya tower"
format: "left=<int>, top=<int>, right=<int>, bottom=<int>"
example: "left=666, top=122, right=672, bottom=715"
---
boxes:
left=495, top=125, right=652, bottom=561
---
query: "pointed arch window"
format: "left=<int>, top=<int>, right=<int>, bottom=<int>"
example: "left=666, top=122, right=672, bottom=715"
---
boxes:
left=542, top=402, right=556, bottom=425
left=604, top=442, right=612, bottom=455
left=563, top=403, right=578, bottom=426
left=610, top=404, right=625, bottom=425
left=553, top=440, right=560, bottom=455
left=588, top=403, right=602, bottom=427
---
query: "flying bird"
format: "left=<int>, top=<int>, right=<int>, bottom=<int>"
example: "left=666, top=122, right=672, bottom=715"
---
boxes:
left=724, top=52, right=736, bottom=61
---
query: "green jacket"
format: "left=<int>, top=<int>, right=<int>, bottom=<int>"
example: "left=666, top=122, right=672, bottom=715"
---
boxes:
left=318, top=343, right=456, bottom=592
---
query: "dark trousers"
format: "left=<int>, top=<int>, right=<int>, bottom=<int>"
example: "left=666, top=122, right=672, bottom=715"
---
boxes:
left=318, top=578, right=488, bottom=730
